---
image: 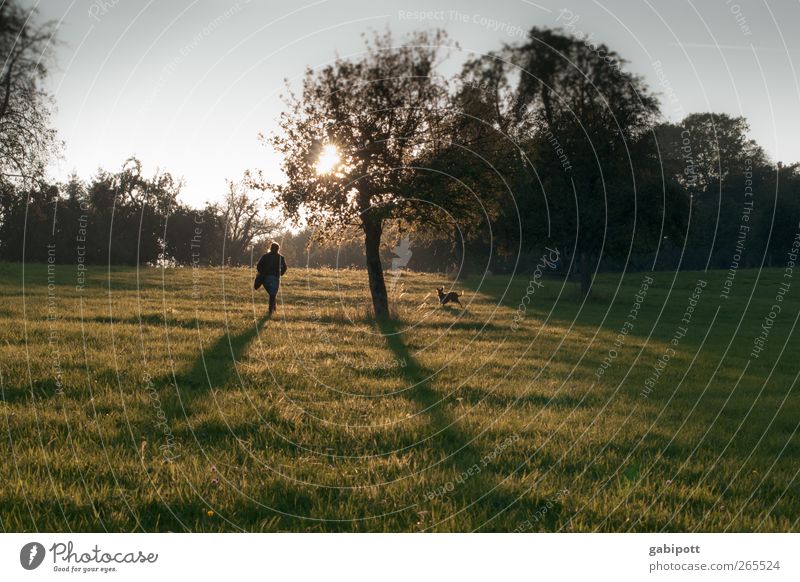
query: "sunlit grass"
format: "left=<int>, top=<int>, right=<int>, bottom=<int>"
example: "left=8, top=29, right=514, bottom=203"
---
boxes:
left=0, top=262, right=797, bottom=532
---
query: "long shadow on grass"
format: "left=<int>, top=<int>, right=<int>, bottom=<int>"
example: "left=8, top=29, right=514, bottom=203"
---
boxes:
left=378, top=319, right=480, bottom=460
left=162, top=315, right=270, bottom=424
left=377, top=318, right=534, bottom=530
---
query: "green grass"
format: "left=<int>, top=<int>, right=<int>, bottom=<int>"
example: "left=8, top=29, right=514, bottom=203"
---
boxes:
left=1, top=261, right=798, bottom=532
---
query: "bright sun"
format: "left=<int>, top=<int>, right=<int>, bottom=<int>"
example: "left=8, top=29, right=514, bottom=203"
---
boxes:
left=315, top=144, right=340, bottom=174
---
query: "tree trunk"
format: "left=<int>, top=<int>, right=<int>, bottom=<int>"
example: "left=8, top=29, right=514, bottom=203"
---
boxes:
left=364, top=219, right=389, bottom=318
left=579, top=251, right=593, bottom=297
left=452, top=224, right=463, bottom=274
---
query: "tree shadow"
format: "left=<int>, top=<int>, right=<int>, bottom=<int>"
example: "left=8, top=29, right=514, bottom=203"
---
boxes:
left=376, top=317, right=535, bottom=528
left=377, top=318, right=479, bottom=456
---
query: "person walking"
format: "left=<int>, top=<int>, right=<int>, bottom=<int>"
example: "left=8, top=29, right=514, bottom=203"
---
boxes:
left=255, top=242, right=287, bottom=315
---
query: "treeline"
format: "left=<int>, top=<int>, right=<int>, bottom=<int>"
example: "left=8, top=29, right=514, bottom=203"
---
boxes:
left=618, top=114, right=800, bottom=273
left=444, top=31, right=800, bottom=281
left=0, top=158, right=276, bottom=267
left=0, top=167, right=484, bottom=272
left=2, top=118, right=799, bottom=277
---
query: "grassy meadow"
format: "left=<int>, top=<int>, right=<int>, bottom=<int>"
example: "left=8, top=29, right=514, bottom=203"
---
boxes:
left=0, top=261, right=798, bottom=532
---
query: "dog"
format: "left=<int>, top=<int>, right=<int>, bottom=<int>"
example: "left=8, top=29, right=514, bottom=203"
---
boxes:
left=437, top=287, right=463, bottom=306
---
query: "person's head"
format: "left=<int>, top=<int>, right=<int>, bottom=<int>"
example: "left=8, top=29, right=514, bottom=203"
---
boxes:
left=269, top=241, right=280, bottom=254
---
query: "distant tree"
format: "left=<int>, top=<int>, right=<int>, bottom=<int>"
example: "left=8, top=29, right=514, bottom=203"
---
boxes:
left=655, top=113, right=766, bottom=197
left=164, top=204, right=214, bottom=266
left=84, top=157, right=182, bottom=265
left=758, top=163, right=800, bottom=267
left=257, top=30, right=490, bottom=318
left=0, top=180, right=58, bottom=261
left=0, top=1, right=60, bottom=188
left=656, top=114, right=770, bottom=269
left=220, top=177, right=278, bottom=265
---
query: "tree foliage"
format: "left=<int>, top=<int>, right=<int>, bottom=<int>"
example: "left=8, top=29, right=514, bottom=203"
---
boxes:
left=0, top=0, right=60, bottom=188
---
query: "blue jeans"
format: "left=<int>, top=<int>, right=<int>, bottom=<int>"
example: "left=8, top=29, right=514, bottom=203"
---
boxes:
left=264, top=275, right=280, bottom=313
left=263, top=275, right=280, bottom=296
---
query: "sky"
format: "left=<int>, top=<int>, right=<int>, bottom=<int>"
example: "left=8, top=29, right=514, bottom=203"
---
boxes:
left=26, top=0, right=800, bottom=207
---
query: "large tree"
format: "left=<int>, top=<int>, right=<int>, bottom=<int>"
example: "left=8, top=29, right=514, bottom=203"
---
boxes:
left=462, top=27, right=681, bottom=295
left=0, top=1, right=60, bottom=187
left=259, top=30, right=488, bottom=317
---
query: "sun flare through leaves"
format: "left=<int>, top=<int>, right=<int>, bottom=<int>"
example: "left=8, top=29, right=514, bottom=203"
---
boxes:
left=315, top=144, right=341, bottom=175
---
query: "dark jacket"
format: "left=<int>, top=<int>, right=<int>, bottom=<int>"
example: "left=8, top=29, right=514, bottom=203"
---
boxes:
left=257, top=251, right=287, bottom=277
